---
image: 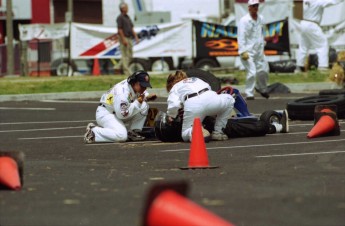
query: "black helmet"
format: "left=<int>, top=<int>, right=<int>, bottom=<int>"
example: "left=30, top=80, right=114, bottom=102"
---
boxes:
left=154, top=111, right=183, bottom=142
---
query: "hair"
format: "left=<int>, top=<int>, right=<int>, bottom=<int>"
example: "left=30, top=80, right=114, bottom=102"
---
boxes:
left=119, top=2, right=127, bottom=12
left=166, top=70, right=188, bottom=92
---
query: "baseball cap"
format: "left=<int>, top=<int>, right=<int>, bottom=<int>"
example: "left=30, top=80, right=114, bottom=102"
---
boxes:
left=136, top=72, right=152, bottom=88
left=248, top=0, right=260, bottom=5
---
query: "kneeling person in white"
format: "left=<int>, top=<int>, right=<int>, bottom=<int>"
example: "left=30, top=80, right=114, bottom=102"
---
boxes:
left=84, top=70, right=157, bottom=143
left=166, top=70, right=235, bottom=142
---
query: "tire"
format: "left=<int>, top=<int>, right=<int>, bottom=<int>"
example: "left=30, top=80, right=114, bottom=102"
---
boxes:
left=259, top=110, right=282, bottom=124
left=128, top=58, right=150, bottom=74
left=287, top=95, right=345, bottom=120
left=51, top=59, right=77, bottom=76
left=150, top=57, right=173, bottom=72
left=194, top=58, right=219, bottom=71
left=319, top=89, right=345, bottom=95
left=185, top=68, right=221, bottom=91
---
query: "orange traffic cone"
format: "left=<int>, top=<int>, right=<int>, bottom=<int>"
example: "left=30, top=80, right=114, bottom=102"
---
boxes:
left=180, top=118, right=218, bottom=169
left=307, top=108, right=340, bottom=138
left=0, top=157, right=21, bottom=190
left=92, top=58, right=100, bottom=76
left=142, top=181, right=235, bottom=226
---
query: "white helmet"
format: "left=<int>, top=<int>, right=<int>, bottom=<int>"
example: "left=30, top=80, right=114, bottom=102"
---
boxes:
left=248, top=0, right=260, bottom=5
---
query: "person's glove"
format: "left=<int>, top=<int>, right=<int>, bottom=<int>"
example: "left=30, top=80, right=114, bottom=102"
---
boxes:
left=241, top=52, right=249, bottom=61
left=137, top=94, right=145, bottom=104
left=145, top=94, right=157, bottom=102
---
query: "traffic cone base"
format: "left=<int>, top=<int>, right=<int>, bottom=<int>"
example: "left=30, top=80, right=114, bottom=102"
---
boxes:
left=307, top=106, right=340, bottom=138
left=180, top=165, right=219, bottom=170
left=180, top=118, right=218, bottom=170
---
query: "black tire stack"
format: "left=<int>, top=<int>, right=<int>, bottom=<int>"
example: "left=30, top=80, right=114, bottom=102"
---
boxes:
left=287, top=90, right=345, bottom=120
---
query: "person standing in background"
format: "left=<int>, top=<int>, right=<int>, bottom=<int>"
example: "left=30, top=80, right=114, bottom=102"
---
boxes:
left=117, top=2, right=139, bottom=76
left=296, top=0, right=342, bottom=73
left=237, top=0, right=269, bottom=100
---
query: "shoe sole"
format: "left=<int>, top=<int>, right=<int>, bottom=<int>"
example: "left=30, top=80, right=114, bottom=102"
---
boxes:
left=282, top=110, right=289, bottom=133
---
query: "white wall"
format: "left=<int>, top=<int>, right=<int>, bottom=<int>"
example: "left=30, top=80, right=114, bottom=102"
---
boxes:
left=0, top=0, right=31, bottom=20
left=103, top=0, right=221, bottom=26
left=150, top=0, right=220, bottom=22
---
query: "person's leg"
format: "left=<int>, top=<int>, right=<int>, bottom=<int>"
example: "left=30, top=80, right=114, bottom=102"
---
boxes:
left=310, top=25, right=329, bottom=68
left=241, top=57, right=256, bottom=98
left=209, top=94, right=235, bottom=133
left=255, top=53, right=269, bottom=98
left=128, top=102, right=149, bottom=131
left=120, top=37, right=132, bottom=77
left=181, top=98, right=210, bottom=142
left=193, top=92, right=234, bottom=140
left=92, top=106, right=128, bottom=142
left=296, top=22, right=311, bottom=69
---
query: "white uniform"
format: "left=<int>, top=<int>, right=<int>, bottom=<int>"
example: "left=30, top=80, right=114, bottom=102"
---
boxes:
left=238, top=13, right=269, bottom=98
left=167, top=77, right=235, bottom=142
left=297, top=0, right=341, bottom=68
left=91, top=79, right=149, bottom=142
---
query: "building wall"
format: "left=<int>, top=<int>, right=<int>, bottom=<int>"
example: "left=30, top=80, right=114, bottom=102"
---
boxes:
left=53, top=0, right=102, bottom=24
left=31, top=0, right=50, bottom=23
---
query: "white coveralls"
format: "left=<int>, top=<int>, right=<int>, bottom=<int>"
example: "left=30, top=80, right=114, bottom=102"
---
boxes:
left=297, top=0, right=340, bottom=69
left=167, top=77, right=235, bottom=142
left=91, top=79, right=149, bottom=142
left=238, top=13, right=269, bottom=98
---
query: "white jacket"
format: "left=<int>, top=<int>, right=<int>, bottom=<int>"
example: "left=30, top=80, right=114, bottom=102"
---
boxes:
left=99, top=79, right=148, bottom=119
left=303, top=0, right=342, bottom=24
left=167, top=77, right=211, bottom=118
left=237, top=13, right=265, bottom=55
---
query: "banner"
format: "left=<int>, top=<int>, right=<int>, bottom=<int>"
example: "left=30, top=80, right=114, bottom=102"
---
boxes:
left=19, top=23, right=69, bottom=41
left=194, top=19, right=290, bottom=58
left=70, top=22, right=192, bottom=59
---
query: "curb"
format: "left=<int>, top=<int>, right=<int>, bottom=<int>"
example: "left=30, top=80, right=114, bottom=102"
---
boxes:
left=0, top=83, right=340, bottom=102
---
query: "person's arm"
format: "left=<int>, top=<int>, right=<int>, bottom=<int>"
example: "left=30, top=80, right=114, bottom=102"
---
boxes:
left=132, top=28, right=139, bottom=43
left=321, top=0, right=342, bottom=8
left=113, top=89, right=143, bottom=119
left=166, top=91, right=182, bottom=119
left=238, top=18, right=249, bottom=60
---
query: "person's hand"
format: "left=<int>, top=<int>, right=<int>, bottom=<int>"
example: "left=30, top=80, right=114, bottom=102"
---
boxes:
left=326, top=28, right=335, bottom=39
left=167, top=116, right=174, bottom=124
left=123, top=39, right=128, bottom=46
left=137, top=93, right=145, bottom=104
left=146, top=94, right=157, bottom=102
left=241, top=52, right=249, bottom=61
left=135, top=36, right=140, bottom=44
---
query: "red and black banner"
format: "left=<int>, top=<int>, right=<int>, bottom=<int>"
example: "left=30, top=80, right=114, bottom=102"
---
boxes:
left=194, top=18, right=290, bottom=57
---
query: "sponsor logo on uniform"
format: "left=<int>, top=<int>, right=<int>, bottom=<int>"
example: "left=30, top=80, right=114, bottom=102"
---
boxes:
left=120, top=101, right=129, bottom=117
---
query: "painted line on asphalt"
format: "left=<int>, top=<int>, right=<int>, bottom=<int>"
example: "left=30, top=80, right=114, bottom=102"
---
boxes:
left=0, top=107, right=55, bottom=110
left=256, top=150, right=345, bottom=158
left=269, top=129, right=345, bottom=135
left=19, top=135, right=82, bottom=140
left=1, top=126, right=85, bottom=133
left=159, top=139, right=345, bottom=153
left=0, top=120, right=93, bottom=125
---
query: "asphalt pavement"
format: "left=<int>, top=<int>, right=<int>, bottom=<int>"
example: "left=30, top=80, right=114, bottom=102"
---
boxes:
left=0, top=93, right=345, bottom=226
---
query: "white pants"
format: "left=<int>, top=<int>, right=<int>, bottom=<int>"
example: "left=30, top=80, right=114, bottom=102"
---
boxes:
left=297, top=20, right=329, bottom=68
left=240, top=49, right=269, bottom=97
left=181, top=91, right=235, bottom=142
left=92, top=103, right=148, bottom=142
